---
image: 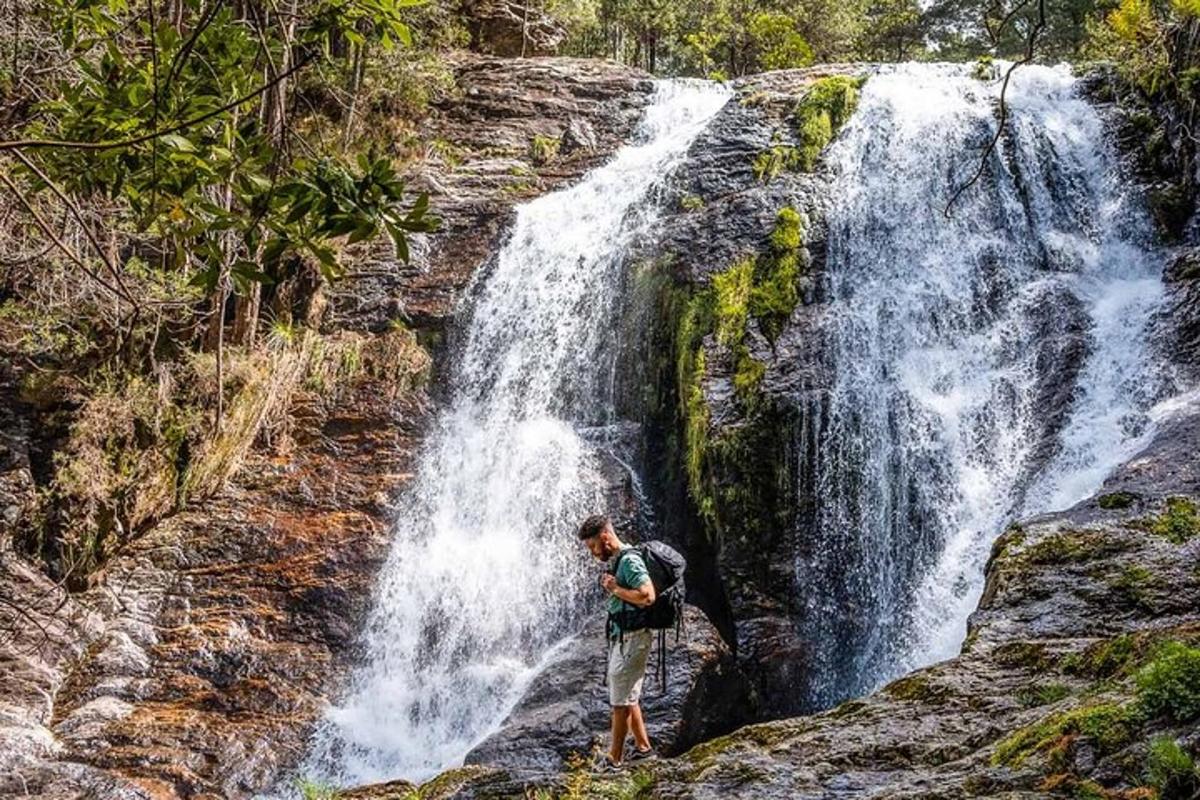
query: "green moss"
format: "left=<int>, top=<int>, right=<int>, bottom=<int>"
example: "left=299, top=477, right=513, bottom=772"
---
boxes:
left=769, top=207, right=804, bottom=252
left=733, top=353, right=766, bottom=396
left=1112, top=564, right=1157, bottom=609
left=1019, top=530, right=1125, bottom=565
left=1098, top=491, right=1138, bottom=509
left=680, top=194, right=704, bottom=211
left=1064, top=635, right=1138, bottom=680
left=792, top=75, right=864, bottom=171
left=1152, top=497, right=1200, bottom=544
left=1135, top=641, right=1200, bottom=722
left=712, top=258, right=754, bottom=349
left=991, top=702, right=1139, bottom=767
left=751, top=141, right=799, bottom=182
left=994, top=641, right=1055, bottom=670
left=669, top=210, right=806, bottom=547
left=1071, top=780, right=1106, bottom=800
left=749, top=208, right=805, bottom=342
left=1017, top=682, right=1071, bottom=708
left=885, top=673, right=953, bottom=704
left=1146, top=736, right=1200, bottom=800
left=529, top=134, right=561, bottom=165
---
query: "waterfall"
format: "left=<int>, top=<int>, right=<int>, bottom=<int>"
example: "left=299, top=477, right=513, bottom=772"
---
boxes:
left=300, top=81, right=730, bottom=786
left=796, top=63, right=1171, bottom=708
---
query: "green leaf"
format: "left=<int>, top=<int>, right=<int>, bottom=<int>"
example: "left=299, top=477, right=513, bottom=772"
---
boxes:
left=159, top=133, right=198, bottom=152
left=347, top=222, right=377, bottom=244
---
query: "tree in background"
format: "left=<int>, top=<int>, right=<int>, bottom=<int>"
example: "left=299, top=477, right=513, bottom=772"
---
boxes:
left=923, top=0, right=1112, bottom=60
left=747, top=11, right=815, bottom=70
left=857, top=0, right=926, bottom=61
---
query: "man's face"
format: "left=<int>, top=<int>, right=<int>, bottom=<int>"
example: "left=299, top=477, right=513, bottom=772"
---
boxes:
left=584, top=531, right=615, bottom=561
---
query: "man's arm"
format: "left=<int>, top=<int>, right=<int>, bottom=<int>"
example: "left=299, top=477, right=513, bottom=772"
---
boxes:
left=601, top=574, right=656, bottom=607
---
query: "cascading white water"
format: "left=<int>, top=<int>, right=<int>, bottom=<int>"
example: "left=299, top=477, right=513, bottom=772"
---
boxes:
left=300, top=81, right=730, bottom=786
left=797, top=63, right=1172, bottom=707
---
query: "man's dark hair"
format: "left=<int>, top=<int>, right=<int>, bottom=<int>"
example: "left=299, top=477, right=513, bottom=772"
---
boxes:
left=577, top=514, right=611, bottom=540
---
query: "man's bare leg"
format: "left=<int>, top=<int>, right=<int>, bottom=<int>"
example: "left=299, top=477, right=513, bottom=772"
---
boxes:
left=628, top=703, right=651, bottom=752
left=609, top=706, right=630, bottom=763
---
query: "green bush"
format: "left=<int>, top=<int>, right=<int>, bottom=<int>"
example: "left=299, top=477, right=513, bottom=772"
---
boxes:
left=1152, top=497, right=1200, bottom=544
left=1136, top=641, right=1200, bottom=722
left=1146, top=736, right=1200, bottom=800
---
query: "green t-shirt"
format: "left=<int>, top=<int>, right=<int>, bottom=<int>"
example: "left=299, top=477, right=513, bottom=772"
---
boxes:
left=607, top=547, right=651, bottom=636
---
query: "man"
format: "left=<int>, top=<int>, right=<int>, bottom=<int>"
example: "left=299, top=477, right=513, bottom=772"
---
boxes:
left=578, top=514, right=657, bottom=769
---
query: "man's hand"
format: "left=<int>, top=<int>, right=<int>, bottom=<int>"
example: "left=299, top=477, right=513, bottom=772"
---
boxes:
left=602, top=573, right=656, bottom=608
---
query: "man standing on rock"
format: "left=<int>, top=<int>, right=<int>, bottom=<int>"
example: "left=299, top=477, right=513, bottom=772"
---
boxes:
left=578, top=514, right=657, bottom=769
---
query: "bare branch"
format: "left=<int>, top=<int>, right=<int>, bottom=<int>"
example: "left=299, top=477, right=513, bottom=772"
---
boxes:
left=0, top=168, right=126, bottom=299
left=945, top=0, right=1047, bottom=217
left=11, top=148, right=136, bottom=303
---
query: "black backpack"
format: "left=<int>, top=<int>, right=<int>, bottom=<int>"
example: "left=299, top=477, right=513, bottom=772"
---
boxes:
left=606, top=541, right=687, bottom=690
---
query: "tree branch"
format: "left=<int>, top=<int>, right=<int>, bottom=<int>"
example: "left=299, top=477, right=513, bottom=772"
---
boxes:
left=11, top=148, right=136, bottom=303
left=0, top=169, right=126, bottom=300
left=0, top=52, right=313, bottom=153
left=945, top=0, right=1047, bottom=218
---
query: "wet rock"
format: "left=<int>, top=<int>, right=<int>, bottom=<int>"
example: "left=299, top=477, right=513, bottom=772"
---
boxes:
left=1164, top=245, right=1200, bottom=383
left=624, top=66, right=864, bottom=719
left=560, top=117, right=598, bottom=155
left=463, top=605, right=753, bottom=775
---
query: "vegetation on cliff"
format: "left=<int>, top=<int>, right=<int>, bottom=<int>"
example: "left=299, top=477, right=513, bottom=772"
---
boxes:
left=0, top=0, right=448, bottom=590
left=671, top=206, right=805, bottom=544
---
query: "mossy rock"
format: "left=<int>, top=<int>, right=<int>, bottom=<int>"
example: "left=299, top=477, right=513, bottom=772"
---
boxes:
left=884, top=673, right=954, bottom=704
left=991, top=701, right=1140, bottom=767
left=1098, top=491, right=1138, bottom=510
left=994, top=641, right=1057, bottom=671
left=1018, top=530, right=1126, bottom=566
left=792, top=75, right=865, bottom=171
left=1152, top=497, right=1200, bottom=544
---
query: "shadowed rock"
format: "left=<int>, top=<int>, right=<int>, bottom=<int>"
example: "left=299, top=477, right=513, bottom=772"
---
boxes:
left=464, top=605, right=754, bottom=775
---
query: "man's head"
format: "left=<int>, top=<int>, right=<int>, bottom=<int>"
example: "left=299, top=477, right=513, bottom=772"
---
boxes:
left=578, top=514, right=620, bottom=561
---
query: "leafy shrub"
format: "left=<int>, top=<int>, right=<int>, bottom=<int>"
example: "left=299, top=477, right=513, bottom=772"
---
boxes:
left=1136, top=641, right=1200, bottom=722
left=1146, top=736, right=1200, bottom=800
left=1152, top=497, right=1200, bottom=544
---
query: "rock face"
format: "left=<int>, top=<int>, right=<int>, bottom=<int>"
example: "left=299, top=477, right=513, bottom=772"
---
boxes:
left=612, top=66, right=869, bottom=720
left=0, top=55, right=654, bottom=800
left=0, top=381, right=430, bottom=799
left=464, top=0, right=567, bottom=58
left=328, top=54, right=653, bottom=334
left=463, top=606, right=754, bottom=774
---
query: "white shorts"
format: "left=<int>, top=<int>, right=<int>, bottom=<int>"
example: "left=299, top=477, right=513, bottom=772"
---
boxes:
left=607, top=628, right=653, bottom=707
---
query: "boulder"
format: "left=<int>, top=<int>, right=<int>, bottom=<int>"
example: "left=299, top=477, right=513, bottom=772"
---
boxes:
left=463, top=605, right=753, bottom=774
left=464, top=0, right=566, bottom=58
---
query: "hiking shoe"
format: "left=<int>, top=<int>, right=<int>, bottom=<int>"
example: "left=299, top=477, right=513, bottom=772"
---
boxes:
left=593, top=755, right=623, bottom=773
left=626, top=746, right=657, bottom=763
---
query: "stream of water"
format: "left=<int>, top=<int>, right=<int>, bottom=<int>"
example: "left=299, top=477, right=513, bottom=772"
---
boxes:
left=300, top=80, right=731, bottom=786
